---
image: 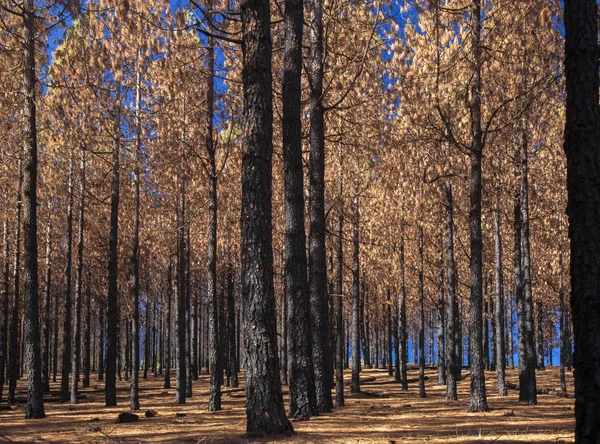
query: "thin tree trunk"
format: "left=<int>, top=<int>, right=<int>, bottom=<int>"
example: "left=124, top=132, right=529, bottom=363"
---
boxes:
left=60, top=155, right=74, bottom=403
left=536, top=301, right=545, bottom=370
left=399, top=221, right=408, bottom=391
left=98, top=305, right=105, bottom=381
left=8, top=162, right=23, bottom=406
left=0, top=201, right=9, bottom=401
left=240, top=0, right=293, bottom=432
left=41, top=210, right=51, bottom=393
left=71, top=151, right=85, bottom=404
left=445, top=184, right=458, bottom=401
left=164, top=258, right=172, bottom=389
left=437, top=248, right=446, bottom=385
left=418, top=226, right=426, bottom=399
left=351, top=192, right=361, bottom=395
left=335, top=178, right=344, bottom=406
left=105, top=83, right=122, bottom=407
left=494, top=211, right=507, bottom=396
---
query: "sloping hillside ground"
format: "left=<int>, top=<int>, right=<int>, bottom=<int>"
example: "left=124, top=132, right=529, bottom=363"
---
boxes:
left=0, top=367, right=574, bottom=443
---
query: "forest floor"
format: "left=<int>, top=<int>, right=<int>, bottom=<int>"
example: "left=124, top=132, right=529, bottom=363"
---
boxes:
left=0, top=366, right=574, bottom=443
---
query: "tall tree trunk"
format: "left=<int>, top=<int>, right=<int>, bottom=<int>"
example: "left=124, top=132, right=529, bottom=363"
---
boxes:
left=82, top=275, right=91, bottom=389
left=335, top=179, right=344, bottom=406
left=387, top=289, right=393, bottom=377
left=240, top=0, right=293, bottom=433
left=437, top=248, right=446, bottom=385
left=0, top=201, right=9, bottom=401
left=52, top=276, right=58, bottom=383
left=164, top=258, right=172, bottom=389
left=144, top=291, right=150, bottom=380
left=175, top=137, right=187, bottom=404
left=105, top=83, right=122, bottom=407
left=399, top=221, right=408, bottom=391
left=185, top=228, right=193, bottom=398
left=466, top=0, right=488, bottom=413
left=71, top=151, right=85, bottom=404
left=98, top=305, right=104, bottom=381
left=60, top=155, right=74, bottom=403
left=418, top=226, right=426, bottom=398
left=8, top=162, right=23, bottom=406
left=283, top=0, right=316, bottom=418
left=280, top=254, right=287, bottom=386
left=563, top=0, right=600, bottom=437
left=308, top=0, right=333, bottom=413
left=41, top=211, right=51, bottom=392
left=351, top=192, right=361, bottom=394
left=22, top=0, right=44, bottom=415
left=130, top=65, right=142, bottom=411
left=520, top=123, right=537, bottom=404
left=445, top=184, right=458, bottom=401
left=494, top=211, right=507, bottom=396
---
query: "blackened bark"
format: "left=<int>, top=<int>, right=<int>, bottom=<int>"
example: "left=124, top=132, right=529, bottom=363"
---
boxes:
left=60, top=155, right=74, bottom=403
left=227, top=271, right=238, bottom=388
left=83, top=274, right=91, bottom=389
left=175, top=159, right=186, bottom=404
left=466, top=0, right=487, bottom=413
left=280, top=255, right=287, bottom=386
left=144, top=291, right=150, bottom=380
left=98, top=305, right=104, bottom=381
left=387, top=289, right=393, bottom=377
left=164, top=258, right=172, bottom=389
left=105, top=83, right=122, bottom=407
left=22, top=0, right=44, bottom=415
left=335, top=186, right=344, bottom=406
left=8, top=163, right=23, bottom=405
left=240, top=0, right=293, bottom=433
left=418, top=226, right=426, bottom=399
left=71, top=151, right=85, bottom=404
left=0, top=206, right=9, bottom=402
left=399, top=220, right=408, bottom=391
left=52, top=279, right=58, bottom=382
left=283, top=0, right=316, bottom=418
left=445, top=185, right=458, bottom=401
left=41, top=211, right=51, bottom=392
left=494, top=211, right=507, bottom=396
left=130, top=65, right=142, bottom=411
left=558, top=236, right=567, bottom=393
left=564, top=0, right=600, bottom=438
left=536, top=301, right=545, bottom=370
left=521, top=127, right=537, bottom=404
left=351, top=193, right=361, bottom=395
left=437, top=249, right=446, bottom=386
left=308, top=0, right=333, bottom=413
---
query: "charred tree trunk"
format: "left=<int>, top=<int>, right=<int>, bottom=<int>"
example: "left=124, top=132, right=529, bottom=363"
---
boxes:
left=466, top=0, right=488, bottom=413
left=144, top=291, right=150, bottom=380
left=387, top=289, right=393, bottom=377
left=8, top=163, right=23, bottom=406
left=98, top=305, right=105, bottom=381
left=283, top=0, right=316, bottom=416
left=521, top=124, right=537, bottom=404
left=0, top=204, right=9, bottom=402
left=445, top=184, right=458, bottom=401
left=22, top=0, right=44, bottom=415
left=536, top=301, right=545, bottom=370
left=494, top=211, right=507, bottom=396
left=437, top=249, right=446, bottom=386
left=350, top=193, right=361, bottom=395
left=164, top=258, right=172, bottom=389
left=105, top=84, right=122, bottom=407
left=418, top=226, right=426, bottom=399
left=335, top=181, right=344, bottom=406
left=60, top=155, right=74, bottom=403
left=308, top=0, right=332, bottom=413
left=399, top=221, right=408, bottom=391
left=226, top=270, right=238, bottom=388
left=563, top=0, right=600, bottom=437
left=83, top=276, right=91, bottom=389
left=41, top=211, right=51, bottom=392
left=240, top=0, right=293, bottom=433
left=71, top=151, right=85, bottom=404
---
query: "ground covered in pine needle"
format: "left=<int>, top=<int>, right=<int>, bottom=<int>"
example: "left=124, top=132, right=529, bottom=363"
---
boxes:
left=0, top=366, right=574, bottom=443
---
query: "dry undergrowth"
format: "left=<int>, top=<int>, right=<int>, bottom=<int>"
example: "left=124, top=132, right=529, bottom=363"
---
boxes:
left=0, top=366, right=574, bottom=443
